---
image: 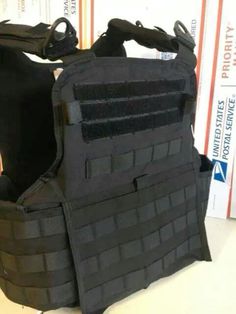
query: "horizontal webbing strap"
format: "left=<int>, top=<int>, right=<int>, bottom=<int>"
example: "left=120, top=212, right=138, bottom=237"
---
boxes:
left=0, top=234, right=68, bottom=255
left=0, top=18, right=78, bottom=60
left=85, top=247, right=203, bottom=313
left=0, top=267, right=73, bottom=288
left=83, top=224, right=199, bottom=290
left=0, top=249, right=71, bottom=274
left=0, top=276, right=77, bottom=311
left=0, top=214, right=66, bottom=239
left=73, top=164, right=194, bottom=227
left=85, top=136, right=182, bottom=178
left=78, top=197, right=196, bottom=260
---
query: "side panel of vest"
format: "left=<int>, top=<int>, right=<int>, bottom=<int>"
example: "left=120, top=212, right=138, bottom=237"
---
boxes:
left=0, top=201, right=77, bottom=311
left=54, top=56, right=212, bottom=314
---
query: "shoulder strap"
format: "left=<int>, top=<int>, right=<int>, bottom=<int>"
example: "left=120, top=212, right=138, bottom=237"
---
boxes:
left=0, top=18, right=78, bottom=61
left=91, top=19, right=196, bottom=68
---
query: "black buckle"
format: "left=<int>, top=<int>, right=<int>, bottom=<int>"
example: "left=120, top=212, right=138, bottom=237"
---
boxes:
left=42, top=17, right=77, bottom=60
left=174, top=20, right=195, bottom=50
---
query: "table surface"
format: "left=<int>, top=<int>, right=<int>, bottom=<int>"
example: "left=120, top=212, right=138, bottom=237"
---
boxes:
left=0, top=217, right=235, bottom=314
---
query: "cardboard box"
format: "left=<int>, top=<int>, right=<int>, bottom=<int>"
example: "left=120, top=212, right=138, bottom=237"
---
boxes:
left=195, top=0, right=236, bottom=218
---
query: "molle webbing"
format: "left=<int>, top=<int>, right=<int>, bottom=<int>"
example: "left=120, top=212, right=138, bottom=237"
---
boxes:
left=0, top=18, right=212, bottom=314
left=0, top=203, right=77, bottom=310
left=62, top=162, right=211, bottom=314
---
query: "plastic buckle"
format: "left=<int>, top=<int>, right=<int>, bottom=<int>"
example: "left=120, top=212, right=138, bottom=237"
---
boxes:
left=136, top=20, right=144, bottom=28
left=174, top=20, right=195, bottom=50
left=42, top=17, right=77, bottom=59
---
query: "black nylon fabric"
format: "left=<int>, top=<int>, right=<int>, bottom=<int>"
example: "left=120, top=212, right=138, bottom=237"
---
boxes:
left=0, top=18, right=212, bottom=314
left=0, top=202, right=78, bottom=310
left=0, top=45, right=57, bottom=197
left=0, top=18, right=78, bottom=60
left=51, top=48, right=211, bottom=313
left=106, top=18, right=178, bottom=52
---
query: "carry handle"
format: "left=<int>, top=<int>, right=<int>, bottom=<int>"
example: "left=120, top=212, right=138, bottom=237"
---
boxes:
left=106, top=18, right=178, bottom=52
left=43, top=17, right=77, bottom=59
left=104, top=19, right=196, bottom=67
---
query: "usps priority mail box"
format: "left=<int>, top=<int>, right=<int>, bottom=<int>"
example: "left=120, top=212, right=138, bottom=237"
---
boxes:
left=195, top=0, right=236, bottom=218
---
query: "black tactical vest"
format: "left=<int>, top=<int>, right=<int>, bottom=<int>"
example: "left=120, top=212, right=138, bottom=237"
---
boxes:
left=0, top=18, right=212, bottom=314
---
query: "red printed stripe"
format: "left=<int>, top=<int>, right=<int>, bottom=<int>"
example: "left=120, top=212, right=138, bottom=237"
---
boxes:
left=204, top=0, right=224, bottom=155
left=90, top=0, right=95, bottom=45
left=79, top=0, right=83, bottom=49
left=196, top=0, right=207, bottom=84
